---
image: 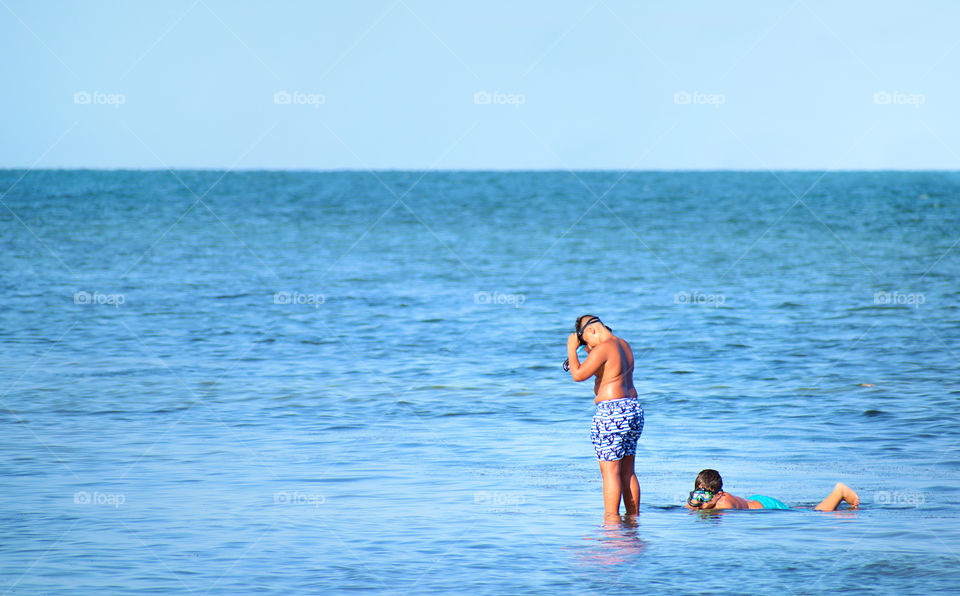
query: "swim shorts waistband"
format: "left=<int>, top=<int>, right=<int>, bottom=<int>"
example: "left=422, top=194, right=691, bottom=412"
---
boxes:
left=596, top=396, right=638, bottom=406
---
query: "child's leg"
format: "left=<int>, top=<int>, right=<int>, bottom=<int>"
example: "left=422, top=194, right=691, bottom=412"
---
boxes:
left=814, top=482, right=860, bottom=511
left=598, top=459, right=623, bottom=518
left=618, top=455, right=640, bottom=515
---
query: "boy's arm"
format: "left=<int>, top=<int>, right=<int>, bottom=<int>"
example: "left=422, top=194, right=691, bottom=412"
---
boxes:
left=567, top=340, right=608, bottom=382
left=585, top=344, right=602, bottom=394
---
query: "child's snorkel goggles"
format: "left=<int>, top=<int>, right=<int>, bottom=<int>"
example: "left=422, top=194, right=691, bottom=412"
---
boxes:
left=687, top=489, right=715, bottom=508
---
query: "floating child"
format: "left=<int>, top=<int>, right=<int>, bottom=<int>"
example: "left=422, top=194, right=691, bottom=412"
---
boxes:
left=686, top=469, right=860, bottom=511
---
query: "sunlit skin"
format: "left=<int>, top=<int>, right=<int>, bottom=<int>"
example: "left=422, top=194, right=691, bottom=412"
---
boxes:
left=812, top=482, right=860, bottom=511
left=686, top=481, right=860, bottom=511
left=567, top=318, right=640, bottom=521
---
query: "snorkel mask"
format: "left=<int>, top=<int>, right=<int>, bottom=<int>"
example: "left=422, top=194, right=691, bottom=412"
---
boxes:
left=562, top=316, right=604, bottom=371
left=687, top=489, right=715, bottom=507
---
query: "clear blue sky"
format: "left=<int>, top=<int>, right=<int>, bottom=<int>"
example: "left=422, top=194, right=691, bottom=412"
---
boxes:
left=2, top=0, right=957, bottom=169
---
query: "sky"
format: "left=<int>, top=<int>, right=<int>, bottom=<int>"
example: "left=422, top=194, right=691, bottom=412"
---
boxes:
left=1, top=0, right=958, bottom=170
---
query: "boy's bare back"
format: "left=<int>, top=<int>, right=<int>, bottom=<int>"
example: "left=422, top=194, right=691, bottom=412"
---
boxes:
left=577, top=337, right=637, bottom=403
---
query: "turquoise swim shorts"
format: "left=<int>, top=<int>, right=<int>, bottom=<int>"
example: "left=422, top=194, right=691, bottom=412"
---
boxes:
left=748, top=494, right=790, bottom=509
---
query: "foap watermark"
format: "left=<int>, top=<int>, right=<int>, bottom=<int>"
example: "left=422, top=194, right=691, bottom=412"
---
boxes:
left=874, top=490, right=925, bottom=507
left=874, top=91, right=925, bottom=108
left=474, top=291, right=526, bottom=308
left=274, top=291, right=325, bottom=309
left=674, top=90, right=725, bottom=108
left=274, top=490, right=325, bottom=507
left=74, top=490, right=125, bottom=508
left=74, top=290, right=125, bottom=308
left=674, top=291, right=725, bottom=308
left=274, top=90, right=325, bottom=109
left=74, top=90, right=126, bottom=109
left=874, top=291, right=924, bottom=309
left=474, top=491, right=526, bottom=510
left=474, top=90, right=526, bottom=108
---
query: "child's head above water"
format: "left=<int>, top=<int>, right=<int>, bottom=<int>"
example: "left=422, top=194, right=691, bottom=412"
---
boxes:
left=695, top=469, right=723, bottom=492
left=687, top=469, right=724, bottom=507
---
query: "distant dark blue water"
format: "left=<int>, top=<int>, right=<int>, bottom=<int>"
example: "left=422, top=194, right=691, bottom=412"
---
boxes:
left=1, top=170, right=959, bottom=594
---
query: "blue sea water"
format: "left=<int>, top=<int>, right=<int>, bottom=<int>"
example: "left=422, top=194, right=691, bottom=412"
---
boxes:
left=1, top=170, right=959, bottom=594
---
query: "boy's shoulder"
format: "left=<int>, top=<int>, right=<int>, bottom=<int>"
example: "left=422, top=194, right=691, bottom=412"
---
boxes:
left=716, top=492, right=749, bottom=509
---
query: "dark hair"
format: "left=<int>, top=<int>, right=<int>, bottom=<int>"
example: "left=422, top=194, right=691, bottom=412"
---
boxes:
left=695, top=469, right=723, bottom=492
left=575, top=314, right=612, bottom=334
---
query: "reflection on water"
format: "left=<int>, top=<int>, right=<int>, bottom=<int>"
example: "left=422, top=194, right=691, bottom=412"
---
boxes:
left=576, top=515, right=648, bottom=566
left=694, top=509, right=727, bottom=524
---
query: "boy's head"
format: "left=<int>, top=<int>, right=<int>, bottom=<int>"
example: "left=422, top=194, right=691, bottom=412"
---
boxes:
left=695, top=469, right=723, bottom=492
left=575, top=314, right=613, bottom=348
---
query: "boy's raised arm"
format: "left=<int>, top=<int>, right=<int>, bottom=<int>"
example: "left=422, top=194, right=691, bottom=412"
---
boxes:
left=567, top=334, right=607, bottom=382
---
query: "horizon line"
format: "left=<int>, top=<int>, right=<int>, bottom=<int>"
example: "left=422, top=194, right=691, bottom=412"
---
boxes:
left=2, top=167, right=958, bottom=173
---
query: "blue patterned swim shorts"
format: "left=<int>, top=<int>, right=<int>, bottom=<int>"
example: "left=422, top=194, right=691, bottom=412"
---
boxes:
left=590, top=397, right=644, bottom=461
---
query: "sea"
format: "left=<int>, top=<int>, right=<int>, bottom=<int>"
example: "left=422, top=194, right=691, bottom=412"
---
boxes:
left=1, top=170, right=958, bottom=594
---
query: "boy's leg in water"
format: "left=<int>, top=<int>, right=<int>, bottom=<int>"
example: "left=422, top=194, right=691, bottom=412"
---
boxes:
left=599, top=459, right=623, bottom=519
left=814, top=482, right=860, bottom=511
left=618, top=455, right=640, bottom=515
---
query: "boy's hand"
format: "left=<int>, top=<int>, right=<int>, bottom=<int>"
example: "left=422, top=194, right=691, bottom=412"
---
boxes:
left=699, top=492, right=722, bottom=510
left=567, top=333, right=580, bottom=351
